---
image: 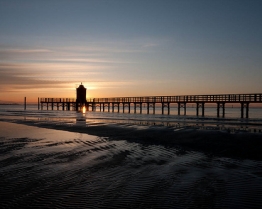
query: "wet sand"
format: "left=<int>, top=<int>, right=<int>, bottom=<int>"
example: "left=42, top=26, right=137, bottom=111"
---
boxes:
left=11, top=118, right=262, bottom=160
left=1, top=121, right=262, bottom=208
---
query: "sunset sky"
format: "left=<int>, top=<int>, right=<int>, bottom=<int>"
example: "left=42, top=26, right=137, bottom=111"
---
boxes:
left=0, top=0, right=262, bottom=103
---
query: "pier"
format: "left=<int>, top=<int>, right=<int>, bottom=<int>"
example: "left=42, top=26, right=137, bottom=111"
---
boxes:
left=39, top=98, right=76, bottom=111
left=40, top=93, right=262, bottom=118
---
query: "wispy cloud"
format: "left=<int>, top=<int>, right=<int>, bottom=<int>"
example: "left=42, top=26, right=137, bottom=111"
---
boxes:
left=0, top=39, right=162, bottom=99
left=0, top=48, right=52, bottom=54
left=0, top=60, right=133, bottom=95
left=142, top=43, right=159, bottom=48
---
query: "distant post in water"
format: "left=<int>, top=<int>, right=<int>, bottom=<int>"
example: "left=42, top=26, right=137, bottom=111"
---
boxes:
left=24, top=97, right=26, bottom=110
left=38, top=97, right=40, bottom=110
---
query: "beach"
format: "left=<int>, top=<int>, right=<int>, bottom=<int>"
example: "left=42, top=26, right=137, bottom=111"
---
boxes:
left=1, top=117, right=262, bottom=209
left=2, top=0, right=262, bottom=207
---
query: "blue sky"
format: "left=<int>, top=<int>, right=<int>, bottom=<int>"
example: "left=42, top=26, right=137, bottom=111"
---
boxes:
left=0, top=0, right=262, bottom=102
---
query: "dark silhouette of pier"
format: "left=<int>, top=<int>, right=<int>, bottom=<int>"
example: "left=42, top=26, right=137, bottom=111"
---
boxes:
left=39, top=84, right=262, bottom=118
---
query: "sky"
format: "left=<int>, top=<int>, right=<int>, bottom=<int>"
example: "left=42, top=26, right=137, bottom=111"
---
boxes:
left=0, top=0, right=262, bottom=103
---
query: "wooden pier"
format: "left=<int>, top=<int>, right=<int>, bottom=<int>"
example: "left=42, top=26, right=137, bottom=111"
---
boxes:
left=40, top=93, right=262, bottom=118
left=39, top=98, right=77, bottom=111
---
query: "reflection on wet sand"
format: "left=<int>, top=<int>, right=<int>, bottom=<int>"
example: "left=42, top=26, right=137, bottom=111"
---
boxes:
left=76, top=114, right=87, bottom=126
left=1, top=121, right=262, bottom=209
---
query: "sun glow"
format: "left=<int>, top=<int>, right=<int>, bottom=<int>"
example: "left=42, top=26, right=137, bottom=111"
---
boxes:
left=82, top=106, right=86, bottom=114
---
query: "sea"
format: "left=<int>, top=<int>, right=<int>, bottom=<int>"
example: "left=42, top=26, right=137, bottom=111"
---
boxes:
left=1, top=104, right=262, bottom=132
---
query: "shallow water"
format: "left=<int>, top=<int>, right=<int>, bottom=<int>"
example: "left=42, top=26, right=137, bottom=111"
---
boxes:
left=1, top=121, right=262, bottom=209
left=1, top=104, right=262, bottom=133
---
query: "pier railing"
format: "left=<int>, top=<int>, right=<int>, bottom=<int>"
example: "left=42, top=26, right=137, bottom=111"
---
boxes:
left=40, top=94, right=262, bottom=104
left=40, top=98, right=76, bottom=103
left=86, top=94, right=262, bottom=103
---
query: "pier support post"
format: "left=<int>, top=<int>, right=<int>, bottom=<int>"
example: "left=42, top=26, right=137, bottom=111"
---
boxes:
left=146, top=103, right=155, bottom=114
left=162, top=103, right=170, bottom=115
left=178, top=103, right=180, bottom=115
left=217, top=103, right=220, bottom=117
left=76, top=102, right=78, bottom=111
left=51, top=99, right=54, bottom=110
left=241, top=102, right=249, bottom=118
left=177, top=103, right=186, bottom=115
left=196, top=102, right=205, bottom=117
left=222, top=103, right=225, bottom=117
left=241, top=103, right=244, bottom=118
left=196, top=103, right=199, bottom=116
left=201, top=102, right=205, bottom=117
left=246, top=103, right=249, bottom=118
left=217, top=103, right=225, bottom=118
left=153, top=103, right=155, bottom=114
left=196, top=102, right=205, bottom=116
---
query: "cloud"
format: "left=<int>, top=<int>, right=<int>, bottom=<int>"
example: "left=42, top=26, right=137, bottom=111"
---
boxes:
left=0, top=44, right=137, bottom=65
left=0, top=48, right=52, bottom=60
left=0, top=63, right=81, bottom=93
left=0, top=40, right=161, bottom=97
left=44, top=58, right=130, bottom=64
left=0, top=48, right=52, bottom=54
left=0, top=59, right=135, bottom=96
left=142, top=43, right=159, bottom=48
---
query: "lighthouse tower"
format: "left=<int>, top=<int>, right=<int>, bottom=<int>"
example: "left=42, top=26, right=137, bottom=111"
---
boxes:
left=76, top=83, right=86, bottom=110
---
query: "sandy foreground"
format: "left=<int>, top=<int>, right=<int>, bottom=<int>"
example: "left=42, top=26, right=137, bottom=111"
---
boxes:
left=1, top=120, right=262, bottom=208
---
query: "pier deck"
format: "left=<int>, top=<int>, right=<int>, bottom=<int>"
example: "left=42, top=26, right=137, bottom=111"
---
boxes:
left=40, top=93, right=262, bottom=118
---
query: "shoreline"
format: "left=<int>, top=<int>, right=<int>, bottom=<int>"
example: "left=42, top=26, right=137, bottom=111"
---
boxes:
left=2, top=118, right=262, bottom=161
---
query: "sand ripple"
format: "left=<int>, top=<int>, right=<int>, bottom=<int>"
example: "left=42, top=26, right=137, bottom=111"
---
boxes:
left=1, top=131, right=262, bottom=208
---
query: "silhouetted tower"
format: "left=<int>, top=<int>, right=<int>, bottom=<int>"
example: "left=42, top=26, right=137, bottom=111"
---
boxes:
left=76, top=83, right=86, bottom=105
